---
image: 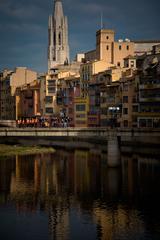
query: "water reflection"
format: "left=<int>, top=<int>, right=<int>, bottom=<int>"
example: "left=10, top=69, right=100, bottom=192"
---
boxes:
left=0, top=149, right=160, bottom=240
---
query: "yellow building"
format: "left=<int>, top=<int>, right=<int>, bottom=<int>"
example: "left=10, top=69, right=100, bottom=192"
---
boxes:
left=45, top=69, right=58, bottom=116
left=74, top=96, right=89, bottom=127
left=85, top=29, right=135, bottom=68
left=80, top=60, right=113, bottom=97
left=39, top=74, right=46, bottom=116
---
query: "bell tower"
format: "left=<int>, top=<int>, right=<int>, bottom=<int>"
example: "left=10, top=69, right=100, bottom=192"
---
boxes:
left=48, top=0, right=70, bottom=71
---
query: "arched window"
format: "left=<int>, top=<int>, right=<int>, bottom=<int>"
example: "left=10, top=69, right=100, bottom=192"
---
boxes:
left=59, top=32, right=61, bottom=45
left=54, top=32, right=56, bottom=45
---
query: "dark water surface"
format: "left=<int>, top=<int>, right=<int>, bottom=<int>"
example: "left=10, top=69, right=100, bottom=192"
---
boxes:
left=0, top=147, right=160, bottom=240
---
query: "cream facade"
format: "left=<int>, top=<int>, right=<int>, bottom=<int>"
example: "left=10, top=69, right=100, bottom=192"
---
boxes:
left=44, top=69, right=59, bottom=116
left=85, top=29, right=134, bottom=68
left=113, top=41, right=134, bottom=67
left=0, top=67, right=37, bottom=120
left=80, top=60, right=114, bottom=97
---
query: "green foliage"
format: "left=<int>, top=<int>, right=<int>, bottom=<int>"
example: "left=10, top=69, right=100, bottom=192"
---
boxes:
left=0, top=145, right=55, bottom=157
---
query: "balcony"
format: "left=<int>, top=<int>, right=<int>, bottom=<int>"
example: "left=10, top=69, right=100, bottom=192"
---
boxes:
left=139, top=83, right=160, bottom=90
left=139, top=97, right=160, bottom=102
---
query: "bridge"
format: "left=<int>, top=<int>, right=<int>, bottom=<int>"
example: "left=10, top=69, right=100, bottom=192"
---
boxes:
left=0, top=127, right=160, bottom=141
left=0, top=127, right=160, bottom=167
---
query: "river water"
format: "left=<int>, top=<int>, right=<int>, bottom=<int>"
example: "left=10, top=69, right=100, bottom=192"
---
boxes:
left=0, top=147, right=160, bottom=240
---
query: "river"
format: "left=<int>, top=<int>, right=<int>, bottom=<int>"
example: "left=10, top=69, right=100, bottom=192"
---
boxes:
left=0, top=146, right=160, bottom=240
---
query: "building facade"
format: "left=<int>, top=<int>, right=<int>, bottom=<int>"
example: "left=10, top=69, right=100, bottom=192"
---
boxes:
left=85, top=29, right=134, bottom=68
left=16, top=80, right=41, bottom=119
left=0, top=67, right=37, bottom=120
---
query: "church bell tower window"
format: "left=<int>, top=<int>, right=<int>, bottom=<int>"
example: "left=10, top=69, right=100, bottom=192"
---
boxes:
left=59, top=33, right=61, bottom=45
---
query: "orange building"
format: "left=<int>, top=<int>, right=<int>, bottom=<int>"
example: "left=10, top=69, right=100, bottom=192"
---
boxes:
left=16, top=80, right=41, bottom=119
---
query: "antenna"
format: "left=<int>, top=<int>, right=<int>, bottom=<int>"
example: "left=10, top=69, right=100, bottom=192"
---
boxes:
left=100, top=12, right=103, bottom=29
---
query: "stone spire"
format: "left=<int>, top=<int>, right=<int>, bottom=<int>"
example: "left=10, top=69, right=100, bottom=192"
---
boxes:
left=48, top=0, right=70, bottom=71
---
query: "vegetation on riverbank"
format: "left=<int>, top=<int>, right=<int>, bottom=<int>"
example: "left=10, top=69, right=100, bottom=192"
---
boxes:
left=0, top=144, right=55, bottom=156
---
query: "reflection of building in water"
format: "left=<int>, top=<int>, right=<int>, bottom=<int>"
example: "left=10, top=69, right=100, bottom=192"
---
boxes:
left=121, top=155, right=135, bottom=197
left=10, top=155, right=35, bottom=195
left=10, top=155, right=38, bottom=212
left=74, top=150, right=101, bottom=196
left=93, top=206, right=145, bottom=240
left=74, top=150, right=90, bottom=194
left=48, top=198, right=69, bottom=240
left=1, top=149, right=160, bottom=239
left=0, top=156, right=15, bottom=202
left=121, top=153, right=160, bottom=198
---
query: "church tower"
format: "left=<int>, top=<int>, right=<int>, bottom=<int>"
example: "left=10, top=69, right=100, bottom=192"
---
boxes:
left=48, top=0, right=70, bottom=71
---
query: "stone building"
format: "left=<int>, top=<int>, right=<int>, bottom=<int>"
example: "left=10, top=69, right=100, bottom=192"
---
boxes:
left=48, top=0, right=70, bottom=71
left=85, top=29, right=134, bottom=68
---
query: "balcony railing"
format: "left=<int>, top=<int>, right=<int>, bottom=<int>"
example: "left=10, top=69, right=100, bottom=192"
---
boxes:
left=139, top=83, right=160, bottom=90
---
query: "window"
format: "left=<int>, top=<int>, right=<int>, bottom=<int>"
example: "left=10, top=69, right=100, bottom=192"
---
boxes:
left=117, top=62, right=121, bottom=67
left=76, top=104, right=86, bottom=111
left=76, top=114, right=86, bottom=118
left=131, top=60, right=135, bottom=67
left=48, top=87, right=55, bottom=94
left=106, top=36, right=109, bottom=39
left=54, top=32, right=56, bottom=45
left=45, top=96, right=53, bottom=103
left=45, top=108, right=53, bottom=114
left=59, top=32, right=61, bottom=45
left=119, top=45, right=122, bottom=50
left=123, top=96, right=128, bottom=103
left=106, top=45, right=109, bottom=50
left=132, top=106, right=138, bottom=112
left=47, top=80, right=56, bottom=86
left=76, top=120, right=86, bottom=125
left=124, top=120, right=128, bottom=127
left=123, top=108, right=128, bottom=115
left=127, top=45, right=129, bottom=50
left=123, top=85, right=128, bottom=91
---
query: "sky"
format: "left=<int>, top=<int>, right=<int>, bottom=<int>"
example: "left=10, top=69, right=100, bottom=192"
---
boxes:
left=0, top=0, right=160, bottom=73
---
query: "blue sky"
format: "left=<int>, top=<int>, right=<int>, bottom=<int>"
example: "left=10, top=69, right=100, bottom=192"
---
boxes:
left=0, top=0, right=160, bottom=73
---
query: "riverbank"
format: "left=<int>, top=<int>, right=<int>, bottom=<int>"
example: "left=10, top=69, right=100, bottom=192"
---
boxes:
left=0, top=144, right=55, bottom=156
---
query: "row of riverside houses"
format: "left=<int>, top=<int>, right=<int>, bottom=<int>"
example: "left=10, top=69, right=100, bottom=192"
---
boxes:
left=0, top=29, right=160, bottom=128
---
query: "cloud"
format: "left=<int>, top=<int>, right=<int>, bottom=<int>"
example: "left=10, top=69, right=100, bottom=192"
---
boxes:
left=0, top=0, right=48, bottom=21
left=0, top=0, right=160, bottom=72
